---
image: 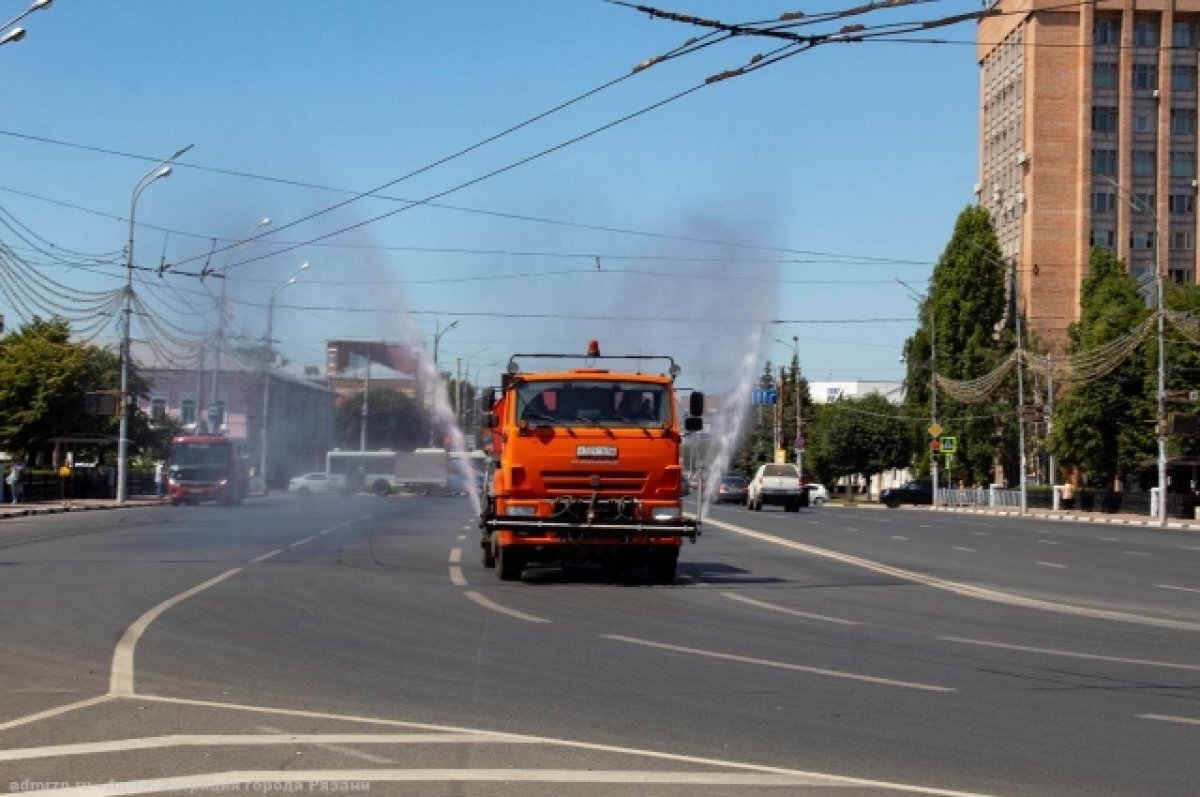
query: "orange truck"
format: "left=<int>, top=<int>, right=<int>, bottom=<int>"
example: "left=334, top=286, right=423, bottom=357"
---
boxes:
left=479, top=341, right=704, bottom=583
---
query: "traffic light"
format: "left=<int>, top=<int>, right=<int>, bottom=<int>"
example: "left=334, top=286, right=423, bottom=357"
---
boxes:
left=930, top=439, right=940, bottom=452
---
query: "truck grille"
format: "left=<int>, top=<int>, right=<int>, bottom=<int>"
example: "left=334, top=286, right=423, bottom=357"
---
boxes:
left=541, top=471, right=649, bottom=495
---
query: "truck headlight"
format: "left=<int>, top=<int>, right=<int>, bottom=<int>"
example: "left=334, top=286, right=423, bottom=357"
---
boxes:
left=652, top=505, right=681, bottom=521
left=505, top=505, right=536, bottom=517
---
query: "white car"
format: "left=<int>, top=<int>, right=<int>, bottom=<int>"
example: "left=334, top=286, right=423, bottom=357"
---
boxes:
left=288, top=472, right=330, bottom=495
left=746, top=463, right=806, bottom=512
left=804, top=483, right=829, bottom=506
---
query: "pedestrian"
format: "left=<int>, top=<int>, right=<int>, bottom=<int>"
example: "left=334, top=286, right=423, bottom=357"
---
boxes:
left=1061, top=480, right=1075, bottom=510
left=6, top=458, right=23, bottom=504
left=154, top=459, right=167, bottom=500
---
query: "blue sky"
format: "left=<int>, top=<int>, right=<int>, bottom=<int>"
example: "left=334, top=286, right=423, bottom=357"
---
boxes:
left=1, top=0, right=982, bottom=395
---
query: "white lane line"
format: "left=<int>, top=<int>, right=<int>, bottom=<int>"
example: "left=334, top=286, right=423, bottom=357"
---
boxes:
left=1037, top=540, right=1060, bottom=545
left=940, top=637, right=1200, bottom=671
left=1124, top=550, right=1151, bottom=557
left=259, top=725, right=395, bottom=765
left=844, top=526, right=861, bottom=532
left=130, top=694, right=999, bottom=796
left=318, top=515, right=372, bottom=536
left=952, top=547, right=975, bottom=553
left=919, top=524, right=935, bottom=529
left=0, top=695, right=114, bottom=733
left=1099, top=536, right=1120, bottom=542
left=1138, top=714, right=1200, bottom=726
left=1156, top=583, right=1200, bottom=594
left=448, top=547, right=462, bottom=564
left=1179, top=545, right=1200, bottom=551
left=463, top=591, right=550, bottom=623
left=14, top=769, right=1003, bottom=796
left=250, top=549, right=284, bottom=564
left=110, top=569, right=242, bottom=697
left=289, top=535, right=316, bottom=548
left=1036, top=562, right=1066, bottom=569
left=971, top=531, right=990, bottom=537
left=604, top=635, right=955, bottom=693
left=892, top=535, right=910, bottom=541
left=703, top=517, right=1200, bottom=632
left=449, top=565, right=467, bottom=587
left=721, top=592, right=861, bottom=626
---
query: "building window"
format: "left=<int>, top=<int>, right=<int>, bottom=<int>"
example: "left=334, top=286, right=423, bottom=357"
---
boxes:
left=1094, top=61, right=1118, bottom=89
left=1133, top=63, right=1158, bottom=90
left=1134, top=20, right=1159, bottom=48
left=1132, top=231, right=1157, bottom=249
left=181, top=399, right=196, bottom=426
left=1172, top=108, right=1197, bottom=135
left=150, top=399, right=167, bottom=421
left=1171, top=150, right=1197, bottom=177
left=1133, top=151, right=1157, bottom=177
left=1092, top=106, right=1119, bottom=132
left=1095, top=19, right=1120, bottom=45
left=1173, top=231, right=1195, bottom=250
left=1092, top=192, right=1117, bottom=212
left=1090, top=229, right=1117, bottom=248
left=1174, top=21, right=1196, bottom=47
left=213, top=400, right=226, bottom=427
left=1092, top=149, right=1118, bottom=176
left=1133, top=193, right=1156, bottom=213
left=1135, top=111, right=1153, bottom=132
left=1173, top=64, right=1197, bottom=91
left=1172, top=268, right=1194, bottom=284
left=1170, top=193, right=1195, bottom=214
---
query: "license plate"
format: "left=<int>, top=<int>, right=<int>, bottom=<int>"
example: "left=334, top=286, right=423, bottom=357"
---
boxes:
left=577, top=445, right=618, bottom=459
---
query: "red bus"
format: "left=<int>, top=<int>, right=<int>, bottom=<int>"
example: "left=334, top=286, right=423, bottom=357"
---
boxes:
left=167, top=434, right=250, bottom=506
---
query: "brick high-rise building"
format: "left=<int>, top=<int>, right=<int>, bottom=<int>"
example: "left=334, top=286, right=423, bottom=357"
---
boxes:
left=979, top=0, right=1199, bottom=350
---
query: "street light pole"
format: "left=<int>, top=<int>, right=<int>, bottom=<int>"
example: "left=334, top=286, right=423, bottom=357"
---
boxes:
left=428, top=319, right=459, bottom=447
left=0, top=0, right=51, bottom=46
left=897, top=278, right=939, bottom=508
left=116, top=144, right=191, bottom=504
left=211, top=216, right=270, bottom=428
left=260, top=262, right=309, bottom=491
left=360, top=341, right=375, bottom=451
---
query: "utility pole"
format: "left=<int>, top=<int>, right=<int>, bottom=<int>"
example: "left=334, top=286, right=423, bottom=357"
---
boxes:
left=360, top=342, right=371, bottom=451
left=792, top=335, right=803, bottom=480
left=1015, top=263, right=1028, bottom=513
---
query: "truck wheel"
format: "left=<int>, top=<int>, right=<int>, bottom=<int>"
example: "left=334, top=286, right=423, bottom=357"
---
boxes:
left=496, top=545, right=524, bottom=581
left=481, top=539, right=496, bottom=568
left=786, top=500, right=799, bottom=512
left=372, top=480, right=390, bottom=497
left=647, top=548, right=679, bottom=584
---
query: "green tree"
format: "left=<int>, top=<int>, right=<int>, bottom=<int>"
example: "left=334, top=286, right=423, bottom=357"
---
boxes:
left=808, top=394, right=910, bottom=499
left=334, top=387, right=426, bottom=450
left=732, top=362, right=778, bottom=476
left=1049, top=248, right=1153, bottom=488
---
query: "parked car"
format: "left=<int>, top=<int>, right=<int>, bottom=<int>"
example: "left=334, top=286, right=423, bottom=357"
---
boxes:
left=288, top=472, right=330, bottom=495
left=803, top=482, right=829, bottom=506
left=880, top=479, right=934, bottom=508
left=746, top=463, right=808, bottom=512
left=715, top=474, right=749, bottom=504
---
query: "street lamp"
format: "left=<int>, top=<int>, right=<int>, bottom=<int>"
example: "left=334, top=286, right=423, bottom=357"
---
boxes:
left=0, top=0, right=51, bottom=46
left=260, top=262, right=309, bottom=491
left=116, top=144, right=192, bottom=504
left=897, top=278, right=940, bottom=508
left=428, top=319, right=459, bottom=446
left=1104, top=177, right=1168, bottom=526
left=210, top=216, right=271, bottom=426
left=769, top=334, right=804, bottom=480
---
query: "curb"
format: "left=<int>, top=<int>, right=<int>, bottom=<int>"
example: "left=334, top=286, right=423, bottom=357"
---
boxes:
left=0, top=500, right=162, bottom=520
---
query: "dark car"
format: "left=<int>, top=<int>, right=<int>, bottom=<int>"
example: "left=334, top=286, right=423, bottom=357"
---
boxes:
left=880, top=479, right=934, bottom=508
left=715, top=474, right=749, bottom=505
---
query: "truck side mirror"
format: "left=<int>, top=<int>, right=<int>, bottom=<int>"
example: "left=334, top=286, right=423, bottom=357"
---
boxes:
left=684, top=416, right=703, bottom=432
left=483, top=412, right=498, bottom=429
left=482, top=388, right=496, bottom=412
left=689, top=391, right=705, bottom=417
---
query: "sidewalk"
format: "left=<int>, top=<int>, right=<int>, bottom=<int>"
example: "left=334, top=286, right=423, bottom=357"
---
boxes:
left=833, top=499, right=1200, bottom=531
left=0, top=496, right=165, bottom=520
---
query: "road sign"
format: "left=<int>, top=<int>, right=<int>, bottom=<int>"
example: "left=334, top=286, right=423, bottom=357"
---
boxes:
left=1163, top=390, right=1200, bottom=401
left=794, top=436, right=806, bottom=451
left=1019, top=405, right=1044, bottom=422
left=939, top=436, right=957, bottom=454
left=751, top=388, right=778, bottom=406
left=930, top=439, right=940, bottom=452
left=928, top=422, right=942, bottom=438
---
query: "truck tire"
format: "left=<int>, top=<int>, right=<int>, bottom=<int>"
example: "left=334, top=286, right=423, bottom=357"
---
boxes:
left=496, top=545, right=524, bottom=581
left=647, top=548, right=679, bottom=584
left=786, top=500, right=800, bottom=512
left=372, top=479, right=391, bottom=497
left=481, top=538, right=496, bottom=568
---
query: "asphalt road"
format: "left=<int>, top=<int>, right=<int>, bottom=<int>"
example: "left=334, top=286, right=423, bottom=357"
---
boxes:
left=0, top=495, right=1197, bottom=796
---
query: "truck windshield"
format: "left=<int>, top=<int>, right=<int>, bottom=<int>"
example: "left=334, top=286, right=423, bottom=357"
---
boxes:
left=170, top=442, right=229, bottom=468
left=517, top=381, right=668, bottom=427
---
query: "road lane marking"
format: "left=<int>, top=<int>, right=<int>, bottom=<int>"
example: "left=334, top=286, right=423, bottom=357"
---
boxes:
left=259, top=725, right=395, bottom=765
left=1037, top=540, right=1060, bottom=545
left=1138, top=714, right=1200, bottom=726
left=448, top=547, right=462, bottom=564
left=1156, top=584, right=1200, bottom=594
left=940, top=637, right=1200, bottom=671
left=18, top=769, right=1002, bottom=795
left=919, top=524, right=935, bottom=529
left=952, top=547, right=975, bottom=553
left=1124, top=550, right=1151, bottom=557
left=1099, top=536, right=1120, bottom=541
left=892, top=535, right=909, bottom=541
left=703, top=517, right=1200, bottom=632
left=128, top=694, right=999, bottom=796
left=449, top=565, right=467, bottom=587
left=1179, top=545, right=1200, bottom=551
left=1035, top=562, right=1066, bottom=569
left=463, top=591, right=550, bottom=623
left=971, top=531, right=990, bottom=537
left=110, top=569, right=242, bottom=696
left=721, top=593, right=861, bottom=626
left=0, top=695, right=114, bottom=732
left=249, top=549, right=284, bottom=564
left=289, top=535, right=316, bottom=548
left=604, top=635, right=955, bottom=693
